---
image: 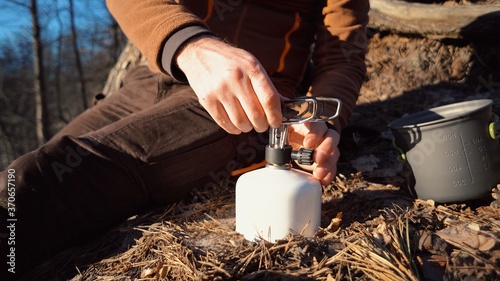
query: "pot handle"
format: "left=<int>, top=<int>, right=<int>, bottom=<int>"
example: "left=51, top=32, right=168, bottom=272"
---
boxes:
left=392, top=140, right=407, bottom=162
left=489, top=114, right=500, bottom=140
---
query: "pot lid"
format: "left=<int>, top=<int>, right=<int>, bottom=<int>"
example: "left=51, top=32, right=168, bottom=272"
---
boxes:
left=388, top=99, right=493, bottom=129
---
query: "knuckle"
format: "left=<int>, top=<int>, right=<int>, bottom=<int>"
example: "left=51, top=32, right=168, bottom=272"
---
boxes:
left=326, top=129, right=340, bottom=146
left=223, top=68, right=245, bottom=81
left=255, top=125, right=269, bottom=133
left=243, top=56, right=264, bottom=78
left=240, top=52, right=259, bottom=67
left=239, top=123, right=253, bottom=133
left=232, top=117, right=250, bottom=130
left=247, top=108, right=265, bottom=122
left=260, top=92, right=277, bottom=107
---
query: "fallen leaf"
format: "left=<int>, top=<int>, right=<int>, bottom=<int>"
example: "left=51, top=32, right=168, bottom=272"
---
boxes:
left=141, top=267, right=156, bottom=278
left=372, top=221, right=392, bottom=245
left=436, top=223, right=497, bottom=252
left=326, top=213, right=342, bottom=232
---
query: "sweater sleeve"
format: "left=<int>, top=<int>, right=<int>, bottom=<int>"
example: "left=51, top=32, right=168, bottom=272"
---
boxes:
left=106, top=0, right=212, bottom=78
left=309, top=0, right=370, bottom=131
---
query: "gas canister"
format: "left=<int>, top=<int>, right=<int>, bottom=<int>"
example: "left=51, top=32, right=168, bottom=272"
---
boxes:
left=235, top=97, right=341, bottom=242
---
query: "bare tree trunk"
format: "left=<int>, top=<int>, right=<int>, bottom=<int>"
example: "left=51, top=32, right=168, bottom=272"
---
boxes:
left=69, top=0, right=88, bottom=109
left=110, top=19, right=123, bottom=62
left=30, top=0, right=49, bottom=145
left=55, top=17, right=65, bottom=122
left=102, top=41, right=146, bottom=96
left=54, top=0, right=69, bottom=123
left=0, top=60, right=16, bottom=168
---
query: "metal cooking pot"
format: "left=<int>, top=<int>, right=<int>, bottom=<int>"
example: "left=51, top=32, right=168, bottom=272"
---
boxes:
left=389, top=99, right=500, bottom=203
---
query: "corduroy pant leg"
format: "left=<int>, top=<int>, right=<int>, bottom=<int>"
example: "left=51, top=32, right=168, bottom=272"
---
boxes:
left=0, top=66, right=266, bottom=279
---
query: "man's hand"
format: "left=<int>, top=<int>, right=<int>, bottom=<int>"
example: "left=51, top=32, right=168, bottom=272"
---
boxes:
left=289, top=122, right=340, bottom=185
left=176, top=36, right=283, bottom=134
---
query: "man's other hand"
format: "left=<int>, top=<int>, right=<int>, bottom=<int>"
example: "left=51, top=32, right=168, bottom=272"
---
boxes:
left=289, top=122, right=340, bottom=185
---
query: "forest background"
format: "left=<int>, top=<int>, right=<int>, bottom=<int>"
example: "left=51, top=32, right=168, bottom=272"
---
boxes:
left=0, top=0, right=124, bottom=170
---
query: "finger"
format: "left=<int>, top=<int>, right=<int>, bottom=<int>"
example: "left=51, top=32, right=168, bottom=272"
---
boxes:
left=236, top=84, right=269, bottom=133
left=201, top=99, right=241, bottom=134
left=302, top=122, right=328, bottom=149
left=319, top=170, right=335, bottom=186
left=314, top=148, right=340, bottom=185
left=222, top=99, right=254, bottom=133
left=288, top=123, right=309, bottom=147
left=248, top=65, right=283, bottom=128
left=313, top=129, right=340, bottom=165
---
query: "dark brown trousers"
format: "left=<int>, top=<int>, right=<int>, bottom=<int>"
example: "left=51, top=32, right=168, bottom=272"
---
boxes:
left=0, top=66, right=267, bottom=277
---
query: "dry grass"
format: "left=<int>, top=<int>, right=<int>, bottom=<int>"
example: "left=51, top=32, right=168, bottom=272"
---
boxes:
left=329, top=218, right=420, bottom=281
left=39, top=174, right=497, bottom=281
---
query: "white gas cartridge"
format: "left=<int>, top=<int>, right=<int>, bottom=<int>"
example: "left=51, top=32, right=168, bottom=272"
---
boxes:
left=235, top=97, right=341, bottom=242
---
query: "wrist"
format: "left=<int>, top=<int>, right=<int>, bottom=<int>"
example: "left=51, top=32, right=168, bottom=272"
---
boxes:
left=161, top=26, right=214, bottom=81
left=175, top=35, right=220, bottom=72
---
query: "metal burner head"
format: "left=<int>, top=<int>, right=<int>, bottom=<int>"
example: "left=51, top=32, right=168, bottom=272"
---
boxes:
left=265, top=97, right=342, bottom=167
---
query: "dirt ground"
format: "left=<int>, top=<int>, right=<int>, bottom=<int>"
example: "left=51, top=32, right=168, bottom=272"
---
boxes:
left=22, top=28, right=500, bottom=281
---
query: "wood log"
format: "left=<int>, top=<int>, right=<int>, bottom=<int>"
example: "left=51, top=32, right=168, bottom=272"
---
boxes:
left=101, top=41, right=146, bottom=96
left=368, top=0, right=500, bottom=40
left=102, top=1, right=499, bottom=96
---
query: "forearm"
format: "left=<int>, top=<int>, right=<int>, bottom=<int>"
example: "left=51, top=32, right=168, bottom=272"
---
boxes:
left=309, top=0, right=370, bottom=131
left=311, top=60, right=366, bottom=132
left=106, top=0, right=210, bottom=76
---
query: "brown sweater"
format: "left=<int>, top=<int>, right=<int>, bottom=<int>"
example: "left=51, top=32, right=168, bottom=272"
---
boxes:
left=106, top=0, right=370, bottom=130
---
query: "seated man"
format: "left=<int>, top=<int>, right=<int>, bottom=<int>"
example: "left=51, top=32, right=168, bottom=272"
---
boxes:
left=0, top=0, right=369, bottom=278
